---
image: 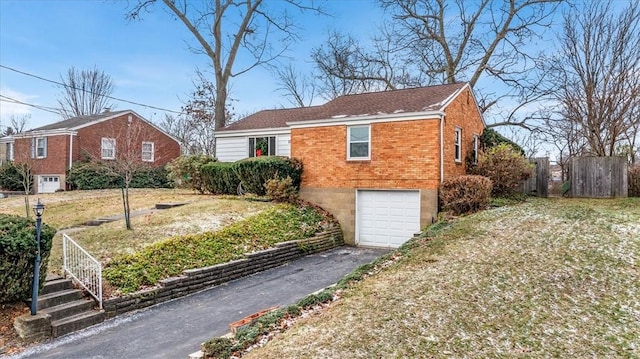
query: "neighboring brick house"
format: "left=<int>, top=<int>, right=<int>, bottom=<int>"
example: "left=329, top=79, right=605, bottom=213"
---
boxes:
left=215, top=83, right=485, bottom=248
left=7, top=110, right=180, bottom=194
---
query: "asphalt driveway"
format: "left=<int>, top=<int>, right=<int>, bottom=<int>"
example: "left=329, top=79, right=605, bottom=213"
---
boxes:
left=10, top=246, right=388, bottom=359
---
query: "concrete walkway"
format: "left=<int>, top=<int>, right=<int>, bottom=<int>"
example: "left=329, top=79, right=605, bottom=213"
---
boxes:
left=10, top=247, right=388, bottom=359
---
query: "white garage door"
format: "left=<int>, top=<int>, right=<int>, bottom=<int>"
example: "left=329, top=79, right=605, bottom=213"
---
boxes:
left=357, top=190, right=421, bottom=248
left=39, top=176, right=61, bottom=194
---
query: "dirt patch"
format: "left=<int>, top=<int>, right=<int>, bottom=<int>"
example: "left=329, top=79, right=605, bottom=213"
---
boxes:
left=0, top=302, right=30, bottom=356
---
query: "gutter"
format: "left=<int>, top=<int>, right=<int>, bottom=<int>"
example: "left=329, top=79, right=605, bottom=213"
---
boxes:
left=440, top=114, right=445, bottom=183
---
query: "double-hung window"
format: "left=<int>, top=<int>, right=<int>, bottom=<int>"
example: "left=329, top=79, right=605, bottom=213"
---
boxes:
left=348, top=125, right=370, bottom=160
left=31, top=137, right=47, bottom=158
left=142, top=141, right=154, bottom=162
left=454, top=128, right=462, bottom=163
left=248, top=136, right=276, bottom=157
left=101, top=138, right=116, bottom=160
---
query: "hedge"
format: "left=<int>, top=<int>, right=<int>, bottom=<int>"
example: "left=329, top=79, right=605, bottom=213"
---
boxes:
left=232, top=156, right=303, bottom=196
left=67, top=161, right=172, bottom=190
left=201, top=162, right=240, bottom=195
left=440, top=175, right=493, bottom=215
left=0, top=214, right=57, bottom=303
left=0, top=162, right=32, bottom=192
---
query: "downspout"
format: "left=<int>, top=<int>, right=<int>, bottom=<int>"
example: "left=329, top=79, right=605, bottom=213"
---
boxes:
left=68, top=134, right=73, bottom=170
left=439, top=114, right=445, bottom=184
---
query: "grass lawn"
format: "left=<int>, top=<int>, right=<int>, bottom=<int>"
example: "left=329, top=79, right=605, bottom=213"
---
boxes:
left=244, top=197, right=640, bottom=358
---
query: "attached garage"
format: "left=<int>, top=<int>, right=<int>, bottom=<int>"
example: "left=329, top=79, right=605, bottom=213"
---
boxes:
left=356, top=190, right=421, bottom=248
left=38, top=176, right=61, bottom=194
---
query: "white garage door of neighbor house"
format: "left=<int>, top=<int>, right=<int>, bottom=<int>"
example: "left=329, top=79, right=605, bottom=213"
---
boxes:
left=39, top=176, right=61, bottom=193
left=357, top=190, right=421, bottom=248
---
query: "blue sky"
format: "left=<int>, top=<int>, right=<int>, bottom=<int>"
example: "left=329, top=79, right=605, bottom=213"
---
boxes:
left=0, top=0, right=381, bottom=129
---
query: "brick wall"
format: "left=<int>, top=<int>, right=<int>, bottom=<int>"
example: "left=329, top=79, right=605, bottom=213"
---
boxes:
left=75, top=113, right=180, bottom=166
left=292, top=119, right=441, bottom=190
left=442, top=87, right=485, bottom=180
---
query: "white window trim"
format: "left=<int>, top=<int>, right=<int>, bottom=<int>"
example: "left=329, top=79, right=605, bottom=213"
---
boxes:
left=347, top=125, right=371, bottom=161
left=142, top=141, right=155, bottom=162
left=7, top=143, right=14, bottom=161
left=248, top=136, right=276, bottom=157
left=454, top=128, right=462, bottom=163
left=32, top=137, right=47, bottom=159
left=101, top=137, right=116, bottom=160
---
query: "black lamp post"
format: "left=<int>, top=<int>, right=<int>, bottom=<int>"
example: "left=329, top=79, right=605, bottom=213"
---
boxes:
left=30, top=199, right=45, bottom=316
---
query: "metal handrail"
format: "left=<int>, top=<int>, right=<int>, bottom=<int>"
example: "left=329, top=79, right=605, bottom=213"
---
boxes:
left=62, top=234, right=103, bottom=309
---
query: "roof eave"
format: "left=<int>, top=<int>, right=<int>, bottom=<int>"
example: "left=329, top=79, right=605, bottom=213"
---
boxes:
left=215, top=127, right=291, bottom=138
left=287, top=110, right=446, bottom=128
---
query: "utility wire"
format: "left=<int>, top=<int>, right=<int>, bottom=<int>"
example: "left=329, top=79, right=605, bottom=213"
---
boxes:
left=0, top=95, right=62, bottom=115
left=0, top=64, right=185, bottom=115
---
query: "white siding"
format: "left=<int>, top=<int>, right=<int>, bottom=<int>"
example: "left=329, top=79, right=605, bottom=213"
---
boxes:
left=216, top=133, right=291, bottom=162
left=216, top=137, right=247, bottom=162
left=277, top=134, right=291, bottom=157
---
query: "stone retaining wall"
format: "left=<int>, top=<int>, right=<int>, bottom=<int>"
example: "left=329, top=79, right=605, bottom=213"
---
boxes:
left=103, top=227, right=344, bottom=317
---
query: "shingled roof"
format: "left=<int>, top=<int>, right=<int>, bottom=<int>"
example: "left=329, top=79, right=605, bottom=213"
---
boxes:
left=28, top=110, right=130, bottom=132
left=219, top=82, right=468, bottom=132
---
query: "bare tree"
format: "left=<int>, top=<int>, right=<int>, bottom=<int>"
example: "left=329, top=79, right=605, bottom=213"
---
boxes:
left=57, top=66, right=115, bottom=118
left=127, top=0, right=325, bottom=131
left=3, top=114, right=30, bottom=136
left=311, top=0, right=561, bottom=129
left=545, top=0, right=640, bottom=157
left=275, top=64, right=318, bottom=107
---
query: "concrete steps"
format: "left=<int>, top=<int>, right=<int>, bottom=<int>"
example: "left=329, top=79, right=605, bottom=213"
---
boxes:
left=30, top=277, right=105, bottom=338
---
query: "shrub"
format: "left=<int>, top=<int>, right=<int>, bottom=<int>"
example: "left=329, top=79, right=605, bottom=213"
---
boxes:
left=166, top=155, right=217, bottom=193
left=629, top=165, right=640, bottom=197
left=201, top=162, right=240, bottom=195
left=0, top=162, right=32, bottom=192
left=439, top=175, right=493, bottom=215
left=0, top=214, right=57, bottom=303
left=479, top=128, right=525, bottom=155
left=265, top=175, right=298, bottom=203
left=67, top=161, right=171, bottom=190
left=469, top=143, right=533, bottom=197
left=130, top=166, right=173, bottom=189
left=232, top=156, right=303, bottom=196
left=201, top=337, right=233, bottom=358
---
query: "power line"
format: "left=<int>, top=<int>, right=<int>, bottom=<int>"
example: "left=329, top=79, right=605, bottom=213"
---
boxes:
left=0, top=95, right=61, bottom=115
left=0, top=64, right=185, bottom=115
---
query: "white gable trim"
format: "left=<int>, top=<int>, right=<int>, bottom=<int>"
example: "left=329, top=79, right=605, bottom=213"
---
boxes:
left=287, top=111, right=445, bottom=129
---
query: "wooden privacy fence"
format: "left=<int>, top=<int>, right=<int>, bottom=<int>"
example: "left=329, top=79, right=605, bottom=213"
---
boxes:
left=523, top=157, right=549, bottom=197
left=569, top=157, right=628, bottom=198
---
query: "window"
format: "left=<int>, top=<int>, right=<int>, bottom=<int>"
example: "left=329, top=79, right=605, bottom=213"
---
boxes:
left=31, top=137, right=47, bottom=158
left=101, top=138, right=116, bottom=159
left=248, top=136, right=276, bottom=157
left=142, top=141, right=154, bottom=162
left=454, top=128, right=462, bottom=163
left=6, top=143, right=14, bottom=161
left=348, top=125, right=370, bottom=160
left=473, top=134, right=479, bottom=164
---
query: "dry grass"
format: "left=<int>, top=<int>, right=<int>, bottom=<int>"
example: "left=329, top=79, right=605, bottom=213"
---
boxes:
left=245, top=197, right=640, bottom=358
left=0, top=188, right=206, bottom=229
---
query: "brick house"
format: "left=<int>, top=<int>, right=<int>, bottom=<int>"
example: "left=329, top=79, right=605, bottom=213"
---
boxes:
left=215, top=83, right=485, bottom=247
left=7, top=110, right=181, bottom=194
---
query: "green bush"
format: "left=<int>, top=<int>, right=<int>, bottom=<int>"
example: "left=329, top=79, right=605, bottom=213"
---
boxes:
left=103, top=203, right=326, bottom=294
left=201, top=162, right=240, bottom=195
left=232, top=156, right=303, bottom=196
left=67, top=161, right=171, bottom=190
left=469, top=144, right=533, bottom=197
left=130, top=166, right=173, bottom=189
left=265, top=175, right=298, bottom=203
left=167, top=155, right=217, bottom=193
left=67, top=161, right=121, bottom=189
left=0, top=214, right=57, bottom=303
left=0, top=162, right=32, bottom=192
left=479, top=128, right=525, bottom=155
left=440, top=175, right=493, bottom=215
